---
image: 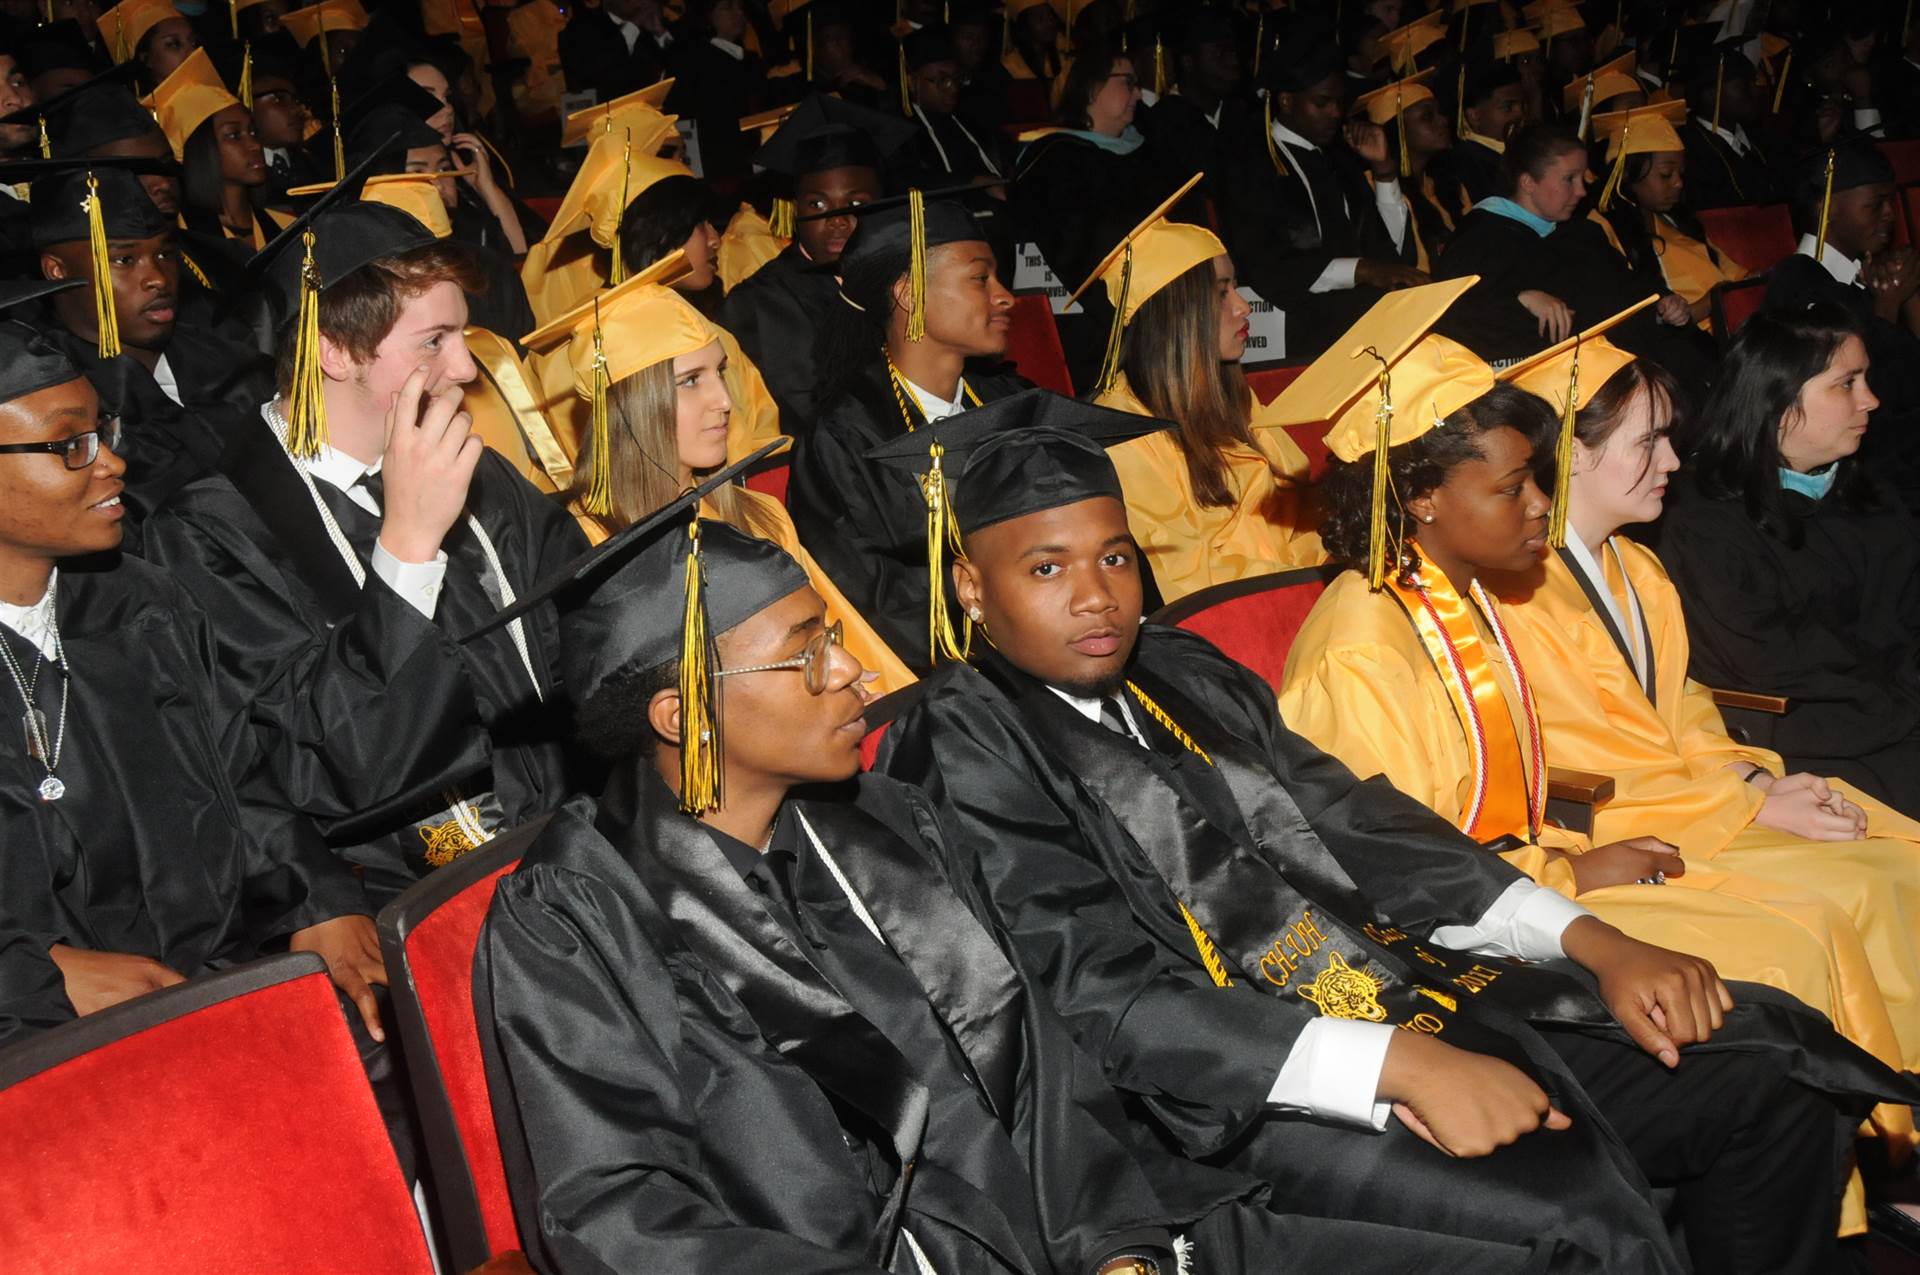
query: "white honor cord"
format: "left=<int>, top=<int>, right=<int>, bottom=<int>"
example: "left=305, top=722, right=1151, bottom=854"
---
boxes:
left=899, top=1228, right=940, bottom=1275
left=794, top=809, right=887, bottom=945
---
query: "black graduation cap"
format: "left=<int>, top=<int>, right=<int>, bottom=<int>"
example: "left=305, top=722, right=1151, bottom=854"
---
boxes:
left=14, top=156, right=177, bottom=246
left=826, top=184, right=995, bottom=340
left=0, top=278, right=89, bottom=405
left=1266, top=39, right=1345, bottom=93
left=18, top=21, right=97, bottom=82
left=754, top=92, right=920, bottom=179
left=902, top=23, right=958, bottom=72
left=41, top=84, right=165, bottom=157
left=864, top=388, right=1169, bottom=661
left=346, top=106, right=443, bottom=167
left=1796, top=141, right=1895, bottom=199
left=0, top=59, right=139, bottom=149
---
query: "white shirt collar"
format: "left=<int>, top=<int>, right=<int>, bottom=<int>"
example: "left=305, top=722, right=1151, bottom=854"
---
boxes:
left=612, top=14, right=640, bottom=50
left=899, top=371, right=968, bottom=423
left=1704, top=119, right=1751, bottom=154
left=710, top=35, right=744, bottom=59
left=1204, top=103, right=1223, bottom=128
left=0, top=182, right=24, bottom=202
left=1561, top=533, right=1649, bottom=690
left=1796, top=233, right=1862, bottom=285
left=152, top=352, right=180, bottom=407
left=264, top=400, right=381, bottom=497
left=0, top=569, right=59, bottom=661
left=1046, top=684, right=1145, bottom=745
left=1269, top=119, right=1317, bottom=153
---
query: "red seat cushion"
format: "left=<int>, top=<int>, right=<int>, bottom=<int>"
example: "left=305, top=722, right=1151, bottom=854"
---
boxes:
left=403, top=863, right=525, bottom=1259
left=1714, top=279, right=1767, bottom=342
left=1695, top=204, right=1796, bottom=273
left=522, top=195, right=563, bottom=225
left=1006, top=294, right=1073, bottom=395
left=745, top=460, right=791, bottom=505
left=0, top=967, right=433, bottom=1274
left=1164, top=573, right=1330, bottom=691
left=1881, top=139, right=1920, bottom=186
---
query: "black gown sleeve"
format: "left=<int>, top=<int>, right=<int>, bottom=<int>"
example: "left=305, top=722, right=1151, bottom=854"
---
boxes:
left=0, top=927, right=72, bottom=1045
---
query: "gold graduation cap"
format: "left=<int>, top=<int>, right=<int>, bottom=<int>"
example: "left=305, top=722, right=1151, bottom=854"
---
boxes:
left=140, top=47, right=240, bottom=162
left=1065, top=173, right=1220, bottom=395
left=1533, top=9, right=1585, bottom=42
left=739, top=102, right=797, bottom=144
left=562, top=78, right=676, bottom=147
left=1355, top=72, right=1436, bottom=175
left=521, top=250, right=708, bottom=515
left=1380, top=11, right=1445, bottom=74
left=1561, top=51, right=1638, bottom=115
left=1493, top=29, right=1540, bottom=60
left=278, top=0, right=367, bottom=48
left=538, top=112, right=688, bottom=280
left=1259, top=278, right=1486, bottom=589
left=288, top=169, right=472, bottom=240
left=98, top=0, right=178, bottom=64
left=1497, top=294, right=1659, bottom=545
left=1590, top=101, right=1686, bottom=210
left=1520, top=0, right=1578, bottom=20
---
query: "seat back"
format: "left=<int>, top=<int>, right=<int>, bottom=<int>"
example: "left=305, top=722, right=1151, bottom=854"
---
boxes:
left=1710, top=276, right=1769, bottom=346
left=859, top=681, right=929, bottom=770
left=1003, top=81, right=1051, bottom=127
left=1881, top=139, right=1920, bottom=186
left=1246, top=364, right=1328, bottom=479
left=1696, top=203, right=1796, bottom=273
left=0, top=954, right=434, bottom=1275
left=745, top=460, right=791, bottom=505
left=1005, top=293, right=1074, bottom=395
left=1150, top=566, right=1340, bottom=691
left=379, top=818, right=555, bottom=1273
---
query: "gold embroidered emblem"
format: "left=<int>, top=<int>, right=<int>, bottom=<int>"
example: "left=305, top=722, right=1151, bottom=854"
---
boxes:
left=1297, top=951, right=1389, bottom=1022
left=1417, top=987, right=1459, bottom=1012
left=418, top=818, right=480, bottom=868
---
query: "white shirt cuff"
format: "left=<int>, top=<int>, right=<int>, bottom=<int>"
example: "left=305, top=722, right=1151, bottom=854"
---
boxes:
left=1310, top=257, right=1359, bottom=294
left=1853, top=107, right=1883, bottom=134
left=1374, top=179, right=1410, bottom=253
left=1430, top=878, right=1589, bottom=962
left=371, top=542, right=449, bottom=619
left=1266, top=1017, right=1394, bottom=1129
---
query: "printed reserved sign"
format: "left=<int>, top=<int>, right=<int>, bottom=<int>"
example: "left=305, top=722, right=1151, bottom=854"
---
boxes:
left=1012, top=242, right=1085, bottom=315
left=676, top=119, right=704, bottom=178
left=1240, top=287, right=1286, bottom=365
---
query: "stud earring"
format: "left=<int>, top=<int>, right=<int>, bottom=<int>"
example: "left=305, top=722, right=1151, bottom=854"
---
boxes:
left=967, top=606, right=984, bottom=623
left=1421, top=515, right=1435, bottom=524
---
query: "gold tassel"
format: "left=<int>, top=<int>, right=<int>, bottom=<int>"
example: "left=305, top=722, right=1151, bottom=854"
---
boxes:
left=1395, top=83, right=1410, bottom=177
left=905, top=187, right=928, bottom=342
left=238, top=42, right=253, bottom=109
left=919, top=440, right=972, bottom=664
left=678, top=520, right=723, bottom=814
left=84, top=174, right=120, bottom=359
left=1363, top=349, right=1394, bottom=591
left=1153, top=35, right=1166, bottom=98
left=1459, top=5, right=1469, bottom=52
left=330, top=79, right=344, bottom=180
left=318, top=12, right=332, bottom=76
left=111, top=14, right=128, bottom=62
left=1576, top=74, right=1594, bottom=141
left=286, top=230, right=327, bottom=459
left=1771, top=50, right=1791, bottom=114
left=1667, top=27, right=1679, bottom=81
left=805, top=11, right=814, bottom=79
left=1814, top=147, right=1835, bottom=260
left=1456, top=63, right=1467, bottom=136
left=1253, top=14, right=1263, bottom=77
left=1093, top=242, right=1131, bottom=396
left=37, top=117, right=49, bottom=159
left=608, top=135, right=632, bottom=284
left=1596, top=118, right=1629, bottom=211
left=229, top=0, right=238, bottom=38
left=1548, top=338, right=1579, bottom=548
left=1262, top=94, right=1288, bottom=177
left=1710, top=56, right=1724, bottom=135
left=899, top=45, right=912, bottom=115
left=584, top=298, right=613, bottom=515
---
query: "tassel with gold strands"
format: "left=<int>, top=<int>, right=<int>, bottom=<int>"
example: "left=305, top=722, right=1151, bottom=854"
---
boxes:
left=83, top=173, right=120, bottom=359
left=918, top=438, right=973, bottom=664
left=805, top=10, right=814, bottom=80
left=905, top=187, right=929, bottom=342
left=111, top=15, right=129, bottom=62
left=329, top=78, right=345, bottom=181
left=1153, top=34, right=1166, bottom=98
left=1575, top=73, right=1594, bottom=141
left=584, top=296, right=614, bottom=516
left=1262, top=93, right=1288, bottom=177
left=286, top=230, right=328, bottom=460
left=1252, top=13, right=1264, bottom=77
left=1814, top=147, right=1835, bottom=261
left=1710, top=55, right=1724, bottom=136
left=1361, top=346, right=1395, bottom=591
left=37, top=117, right=49, bottom=159
left=769, top=194, right=796, bottom=239
left=317, top=10, right=332, bottom=76
left=898, top=44, right=912, bottom=115
left=608, top=132, right=633, bottom=284
left=1093, top=239, right=1132, bottom=396
left=238, top=42, right=253, bottom=109
left=1394, top=82, right=1410, bottom=178
left=228, top=0, right=238, bottom=38
left=1455, top=63, right=1467, bottom=135
left=1459, top=4, right=1469, bottom=52
left=677, top=520, right=724, bottom=814
left=1547, top=336, right=1580, bottom=548
left=1771, top=50, right=1792, bottom=114
left=1595, top=116, right=1629, bottom=212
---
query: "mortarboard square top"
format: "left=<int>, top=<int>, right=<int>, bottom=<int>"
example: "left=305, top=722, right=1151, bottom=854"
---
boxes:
left=0, top=280, right=89, bottom=406
left=1355, top=72, right=1438, bottom=126
left=1499, top=295, right=1660, bottom=413
left=141, top=48, right=240, bottom=161
left=520, top=251, right=716, bottom=396
left=1068, top=172, right=1222, bottom=325
left=540, top=113, right=689, bottom=250
left=10, top=156, right=178, bottom=246
left=753, top=92, right=919, bottom=179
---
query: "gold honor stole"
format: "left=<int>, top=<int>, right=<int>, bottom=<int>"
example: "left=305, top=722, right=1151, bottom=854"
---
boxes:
left=1384, top=559, right=1545, bottom=841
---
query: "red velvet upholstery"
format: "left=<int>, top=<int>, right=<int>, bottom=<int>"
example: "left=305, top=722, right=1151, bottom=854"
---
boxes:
left=1695, top=204, right=1795, bottom=273
left=1881, top=139, right=1920, bottom=186
left=1152, top=567, right=1334, bottom=692
left=1892, top=186, right=1913, bottom=249
left=1244, top=365, right=1305, bottom=401
left=1004, top=81, right=1050, bottom=127
left=522, top=195, right=563, bottom=225
left=745, top=460, right=791, bottom=505
left=1710, top=277, right=1768, bottom=345
left=1243, top=365, right=1329, bottom=479
left=0, top=955, right=433, bottom=1274
left=1006, top=294, right=1074, bottom=395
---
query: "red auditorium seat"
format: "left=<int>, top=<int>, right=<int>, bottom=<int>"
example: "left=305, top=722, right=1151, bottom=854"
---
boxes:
left=858, top=682, right=929, bottom=769
left=1881, top=139, right=1920, bottom=186
left=1244, top=365, right=1329, bottom=479
left=1004, top=80, right=1051, bottom=126
left=0, top=954, right=437, bottom=1275
left=1149, top=565, right=1339, bottom=691
left=1696, top=204, right=1796, bottom=273
left=1710, top=276, right=1769, bottom=346
left=1006, top=293, right=1074, bottom=395
left=379, top=817, right=556, bottom=1273
left=746, top=460, right=791, bottom=504
left=522, top=195, right=563, bottom=226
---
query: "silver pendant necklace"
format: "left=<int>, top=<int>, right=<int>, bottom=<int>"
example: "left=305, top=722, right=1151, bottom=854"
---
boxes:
left=0, top=580, right=68, bottom=801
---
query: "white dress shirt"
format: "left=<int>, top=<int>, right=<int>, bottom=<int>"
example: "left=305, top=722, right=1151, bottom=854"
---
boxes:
left=152, top=353, right=181, bottom=407
left=0, top=570, right=58, bottom=660
left=1049, top=683, right=1589, bottom=1130
left=298, top=436, right=450, bottom=619
left=1796, top=233, right=1863, bottom=287
left=898, top=372, right=973, bottom=424
left=1266, top=119, right=1408, bottom=293
left=710, top=36, right=744, bottom=60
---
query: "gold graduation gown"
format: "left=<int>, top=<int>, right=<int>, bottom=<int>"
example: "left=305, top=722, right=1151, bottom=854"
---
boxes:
left=574, top=486, right=915, bottom=696
left=716, top=204, right=789, bottom=294
left=1587, top=211, right=1748, bottom=325
left=506, top=0, right=567, bottom=120
left=520, top=234, right=603, bottom=329
left=1498, top=541, right=1920, bottom=1076
left=463, top=327, right=573, bottom=494
left=1281, top=566, right=1915, bottom=1215
left=1098, top=373, right=1325, bottom=605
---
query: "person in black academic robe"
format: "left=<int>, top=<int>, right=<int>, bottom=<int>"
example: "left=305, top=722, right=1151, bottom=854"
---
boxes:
left=475, top=510, right=1537, bottom=1275
left=721, top=240, right=851, bottom=426
left=557, top=0, right=675, bottom=107
left=869, top=402, right=1917, bottom=1275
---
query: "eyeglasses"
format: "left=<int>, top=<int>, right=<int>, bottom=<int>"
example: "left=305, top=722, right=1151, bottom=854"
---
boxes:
left=1106, top=73, right=1140, bottom=90
left=714, top=620, right=844, bottom=696
left=0, top=417, right=123, bottom=470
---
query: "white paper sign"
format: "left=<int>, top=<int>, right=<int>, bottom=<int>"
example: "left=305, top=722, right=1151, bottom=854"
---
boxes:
left=676, top=119, right=704, bottom=178
left=560, top=90, right=596, bottom=147
left=1239, top=286, right=1286, bottom=365
left=1012, top=241, right=1084, bottom=315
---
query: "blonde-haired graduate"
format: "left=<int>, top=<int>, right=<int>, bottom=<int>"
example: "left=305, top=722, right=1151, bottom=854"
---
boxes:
left=1073, top=175, right=1323, bottom=605
left=1274, top=290, right=1916, bottom=1225
left=524, top=265, right=913, bottom=696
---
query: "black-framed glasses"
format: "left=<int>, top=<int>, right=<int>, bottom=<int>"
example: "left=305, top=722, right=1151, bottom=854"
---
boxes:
left=714, top=619, right=845, bottom=696
left=0, top=417, right=122, bottom=470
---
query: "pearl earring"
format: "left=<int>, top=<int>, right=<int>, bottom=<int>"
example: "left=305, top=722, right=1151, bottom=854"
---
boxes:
left=1421, top=515, right=1435, bottom=524
left=967, top=606, right=984, bottom=623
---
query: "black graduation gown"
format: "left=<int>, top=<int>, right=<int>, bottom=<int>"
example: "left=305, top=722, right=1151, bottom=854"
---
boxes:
left=877, top=628, right=1916, bottom=1268
left=786, top=357, right=1029, bottom=674
left=0, top=189, right=34, bottom=278
left=138, top=430, right=586, bottom=903
left=1214, top=120, right=1409, bottom=362
left=1139, top=93, right=1238, bottom=202
left=1761, top=254, right=1920, bottom=421
left=666, top=39, right=767, bottom=183
left=1434, top=136, right=1506, bottom=208
left=1655, top=476, right=1920, bottom=814
left=0, top=557, right=367, bottom=1039
left=558, top=7, right=673, bottom=106
left=1678, top=119, right=1782, bottom=210
left=476, top=768, right=1292, bottom=1275
left=720, top=243, right=849, bottom=430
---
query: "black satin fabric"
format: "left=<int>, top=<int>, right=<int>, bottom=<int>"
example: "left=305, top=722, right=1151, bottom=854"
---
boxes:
left=787, top=358, right=1029, bottom=673
left=476, top=768, right=1289, bottom=1275
left=138, top=441, right=585, bottom=901
left=0, top=557, right=368, bottom=1040
left=719, top=244, right=851, bottom=430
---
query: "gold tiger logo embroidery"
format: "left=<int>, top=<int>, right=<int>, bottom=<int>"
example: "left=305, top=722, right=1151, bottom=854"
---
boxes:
left=1297, top=950, right=1389, bottom=1022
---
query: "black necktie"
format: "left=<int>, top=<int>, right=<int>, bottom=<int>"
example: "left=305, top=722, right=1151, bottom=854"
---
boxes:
left=356, top=470, right=384, bottom=512
left=270, top=151, right=291, bottom=178
left=1293, top=145, right=1348, bottom=244
left=1097, top=696, right=1134, bottom=743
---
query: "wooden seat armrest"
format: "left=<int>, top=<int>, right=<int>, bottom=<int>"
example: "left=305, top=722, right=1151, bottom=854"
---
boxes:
left=1709, top=687, right=1789, bottom=715
left=465, top=1252, right=536, bottom=1275
left=1546, top=767, right=1616, bottom=807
